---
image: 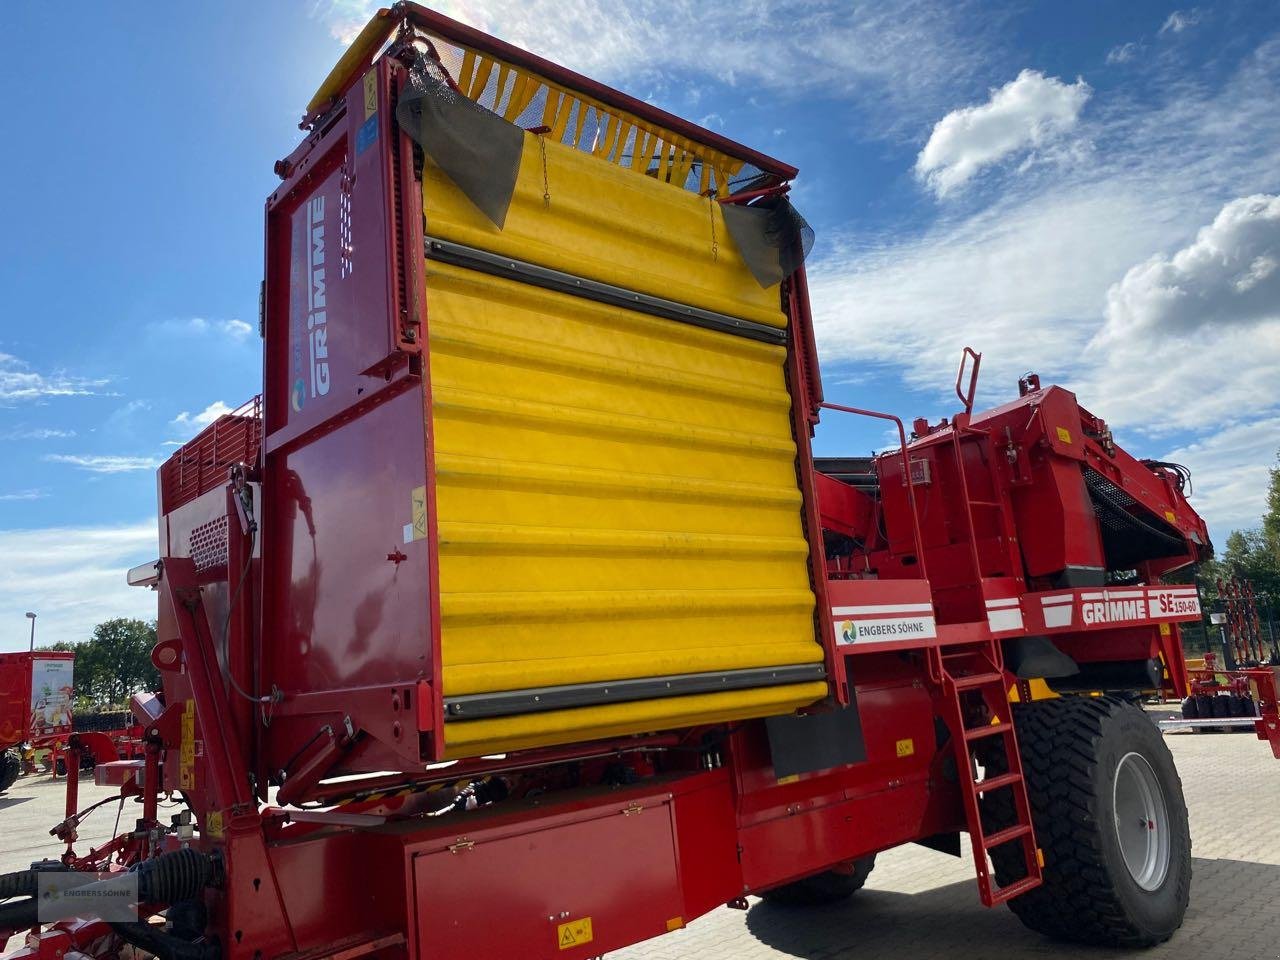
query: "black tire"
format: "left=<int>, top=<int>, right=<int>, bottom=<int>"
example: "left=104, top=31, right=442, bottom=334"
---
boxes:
left=1180, top=696, right=1199, bottom=720
left=990, top=695, right=1191, bottom=948
left=760, top=856, right=876, bottom=906
left=1210, top=694, right=1229, bottom=719
left=0, top=750, right=20, bottom=794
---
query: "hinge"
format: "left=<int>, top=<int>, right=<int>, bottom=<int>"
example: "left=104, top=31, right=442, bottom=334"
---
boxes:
left=622, top=802, right=644, bottom=817
left=258, top=280, right=266, bottom=338
left=448, top=837, right=475, bottom=854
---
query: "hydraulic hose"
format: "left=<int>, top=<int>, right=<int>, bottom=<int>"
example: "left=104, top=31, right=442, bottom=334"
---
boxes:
left=0, top=868, right=39, bottom=900
left=0, top=897, right=38, bottom=933
left=110, top=921, right=220, bottom=960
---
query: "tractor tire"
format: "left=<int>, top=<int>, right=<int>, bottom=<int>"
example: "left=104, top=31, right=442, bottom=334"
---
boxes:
left=1180, top=697, right=1199, bottom=720
left=760, top=856, right=876, bottom=906
left=991, top=695, right=1191, bottom=948
left=0, top=750, right=20, bottom=794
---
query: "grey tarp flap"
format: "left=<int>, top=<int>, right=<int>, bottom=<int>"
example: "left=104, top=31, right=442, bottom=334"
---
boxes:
left=395, top=62, right=524, bottom=229
left=721, top=196, right=815, bottom=288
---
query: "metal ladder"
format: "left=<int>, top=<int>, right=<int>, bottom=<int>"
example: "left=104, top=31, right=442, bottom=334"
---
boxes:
left=938, top=643, right=1043, bottom=906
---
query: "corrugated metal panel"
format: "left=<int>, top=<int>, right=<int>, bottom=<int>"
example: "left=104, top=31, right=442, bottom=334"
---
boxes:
left=422, top=130, right=784, bottom=328
left=422, top=130, right=824, bottom=754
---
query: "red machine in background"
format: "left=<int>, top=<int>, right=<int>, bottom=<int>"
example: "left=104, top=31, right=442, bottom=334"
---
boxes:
left=2, top=6, right=1273, bottom=959
left=1179, top=578, right=1280, bottom=749
left=1, top=653, right=146, bottom=795
left=0, top=652, right=74, bottom=793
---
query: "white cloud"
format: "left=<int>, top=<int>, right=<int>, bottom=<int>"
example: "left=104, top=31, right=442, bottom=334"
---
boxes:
left=914, top=69, right=1091, bottom=197
left=1, top=427, right=76, bottom=440
left=1098, top=194, right=1280, bottom=341
left=1106, top=42, right=1140, bottom=65
left=0, top=490, right=46, bottom=502
left=1160, top=420, right=1280, bottom=540
left=0, top=521, right=158, bottom=652
left=1160, top=9, right=1202, bottom=35
left=154, top=318, right=254, bottom=342
left=0, top=353, right=110, bottom=403
left=44, top=454, right=161, bottom=474
left=171, top=400, right=232, bottom=434
left=313, top=0, right=1001, bottom=131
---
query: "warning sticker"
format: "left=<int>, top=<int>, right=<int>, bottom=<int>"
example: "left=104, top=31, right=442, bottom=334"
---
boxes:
left=179, top=699, right=195, bottom=790
left=1055, top=426, right=1072, bottom=445
left=557, top=917, right=593, bottom=950
left=411, top=485, right=427, bottom=541
left=363, top=70, right=378, bottom=119
left=895, top=738, right=914, bottom=758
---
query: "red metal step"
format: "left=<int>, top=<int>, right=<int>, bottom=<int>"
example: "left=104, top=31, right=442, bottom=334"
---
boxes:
left=950, top=671, right=1004, bottom=690
left=964, top=720, right=1014, bottom=741
left=975, top=771, right=1023, bottom=793
left=982, top=823, right=1032, bottom=849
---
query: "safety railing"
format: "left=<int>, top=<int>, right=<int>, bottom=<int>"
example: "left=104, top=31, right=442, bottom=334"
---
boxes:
left=818, top=402, right=928, bottom=583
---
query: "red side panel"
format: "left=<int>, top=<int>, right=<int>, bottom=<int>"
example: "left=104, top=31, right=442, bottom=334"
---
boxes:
left=260, top=57, right=438, bottom=778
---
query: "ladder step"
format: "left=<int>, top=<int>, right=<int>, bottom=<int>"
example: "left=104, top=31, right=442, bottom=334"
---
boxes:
left=990, top=875, right=1041, bottom=904
left=975, top=771, right=1023, bottom=793
left=965, top=721, right=1014, bottom=742
left=950, top=671, right=1003, bottom=691
left=983, top=824, right=1032, bottom=849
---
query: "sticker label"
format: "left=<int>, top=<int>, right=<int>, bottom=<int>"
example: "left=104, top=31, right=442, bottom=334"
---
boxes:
left=895, top=738, right=914, bottom=758
left=356, top=114, right=378, bottom=155
left=832, top=603, right=937, bottom=645
left=411, top=485, right=427, bottom=541
left=557, top=917, right=593, bottom=950
left=1055, top=426, right=1072, bottom=444
left=179, top=699, right=195, bottom=790
left=363, top=70, right=378, bottom=119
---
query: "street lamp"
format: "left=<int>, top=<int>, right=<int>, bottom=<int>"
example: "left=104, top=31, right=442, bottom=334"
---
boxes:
left=25, top=612, right=36, bottom=651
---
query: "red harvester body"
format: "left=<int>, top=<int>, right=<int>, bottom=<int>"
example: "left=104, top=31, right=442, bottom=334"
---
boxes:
left=4, top=5, right=1271, bottom=960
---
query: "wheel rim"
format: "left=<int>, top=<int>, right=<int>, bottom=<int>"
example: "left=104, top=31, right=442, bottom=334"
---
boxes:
left=1112, top=751, right=1171, bottom=891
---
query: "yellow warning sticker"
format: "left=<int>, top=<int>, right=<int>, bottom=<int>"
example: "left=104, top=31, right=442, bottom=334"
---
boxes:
left=776, top=774, right=800, bottom=785
left=411, top=485, right=427, bottom=541
left=895, top=738, right=915, bottom=758
left=1164, top=509, right=1176, bottom=522
left=206, top=810, right=224, bottom=839
left=1055, top=426, right=1072, bottom=444
left=179, top=699, right=195, bottom=790
left=557, top=917, right=593, bottom=950
left=363, top=70, right=378, bottom=119
left=1159, top=622, right=1171, bottom=637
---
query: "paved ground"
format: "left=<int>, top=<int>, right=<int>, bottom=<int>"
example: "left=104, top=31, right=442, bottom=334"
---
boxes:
left=2, top=709, right=1278, bottom=957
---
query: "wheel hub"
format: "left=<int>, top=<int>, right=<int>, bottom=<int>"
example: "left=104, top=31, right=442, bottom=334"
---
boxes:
left=1112, top=751, right=1171, bottom=891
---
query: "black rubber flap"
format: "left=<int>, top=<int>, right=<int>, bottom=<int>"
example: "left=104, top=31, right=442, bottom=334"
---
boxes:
left=1003, top=635, right=1080, bottom=680
left=721, top=196, right=815, bottom=287
left=766, top=702, right=865, bottom=778
left=396, top=59, right=524, bottom=228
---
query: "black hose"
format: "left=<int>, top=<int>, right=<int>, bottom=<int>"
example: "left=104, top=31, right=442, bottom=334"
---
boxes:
left=0, top=897, right=38, bottom=933
left=0, top=869, right=38, bottom=900
left=137, top=848, right=220, bottom=903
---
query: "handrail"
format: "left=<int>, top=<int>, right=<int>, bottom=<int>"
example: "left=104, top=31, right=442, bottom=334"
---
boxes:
left=818, top=402, right=928, bottom=583
left=955, top=346, right=982, bottom=415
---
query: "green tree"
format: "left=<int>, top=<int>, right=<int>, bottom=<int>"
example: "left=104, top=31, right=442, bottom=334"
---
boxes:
left=71, top=619, right=161, bottom=708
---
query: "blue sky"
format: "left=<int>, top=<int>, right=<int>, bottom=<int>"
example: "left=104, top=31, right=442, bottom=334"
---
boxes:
left=2, top=0, right=1278, bottom=650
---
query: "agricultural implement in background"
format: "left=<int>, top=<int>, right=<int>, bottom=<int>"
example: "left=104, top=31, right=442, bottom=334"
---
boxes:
left=0, top=654, right=146, bottom=794
left=0, top=652, right=73, bottom=793
left=1166, top=578, right=1280, bottom=747
left=4, top=4, right=1278, bottom=958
